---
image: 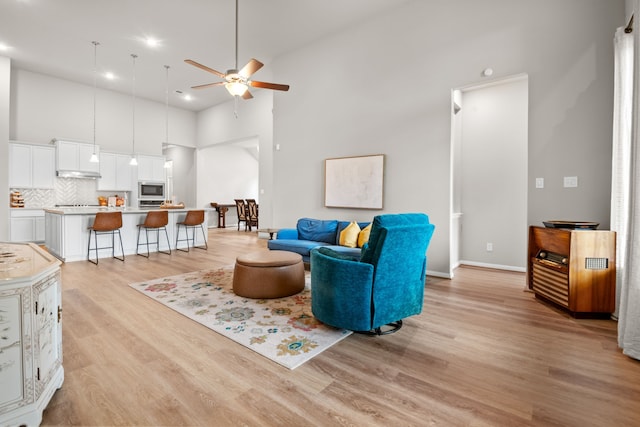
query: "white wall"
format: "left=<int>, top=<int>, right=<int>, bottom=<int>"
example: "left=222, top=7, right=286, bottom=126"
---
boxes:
left=196, top=143, right=259, bottom=227
left=269, top=0, right=623, bottom=276
left=10, top=69, right=197, bottom=152
left=459, top=76, right=528, bottom=270
left=0, top=57, right=10, bottom=240
left=196, top=91, right=273, bottom=227
left=163, top=145, right=196, bottom=207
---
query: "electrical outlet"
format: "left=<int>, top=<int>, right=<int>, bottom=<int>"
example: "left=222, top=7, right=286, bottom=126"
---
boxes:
left=486, top=242, right=493, bottom=252
left=536, top=178, right=544, bottom=189
left=564, top=176, right=578, bottom=188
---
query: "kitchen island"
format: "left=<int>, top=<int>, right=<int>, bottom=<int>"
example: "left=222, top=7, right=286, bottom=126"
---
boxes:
left=44, top=207, right=212, bottom=262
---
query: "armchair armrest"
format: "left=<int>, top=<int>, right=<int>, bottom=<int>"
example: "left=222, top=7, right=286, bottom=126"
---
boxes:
left=310, top=247, right=375, bottom=331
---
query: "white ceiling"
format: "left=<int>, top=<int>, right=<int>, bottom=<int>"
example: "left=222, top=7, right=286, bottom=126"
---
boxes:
left=0, top=0, right=410, bottom=112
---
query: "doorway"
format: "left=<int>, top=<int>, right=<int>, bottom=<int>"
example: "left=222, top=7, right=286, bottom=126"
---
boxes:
left=450, top=74, right=529, bottom=276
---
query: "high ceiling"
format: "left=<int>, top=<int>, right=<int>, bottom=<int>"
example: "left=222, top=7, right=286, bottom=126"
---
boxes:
left=0, top=0, right=409, bottom=112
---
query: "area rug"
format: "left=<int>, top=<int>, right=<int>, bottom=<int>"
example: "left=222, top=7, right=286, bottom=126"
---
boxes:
left=129, top=266, right=351, bottom=369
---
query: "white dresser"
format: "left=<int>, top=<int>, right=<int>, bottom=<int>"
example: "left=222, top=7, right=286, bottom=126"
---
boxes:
left=0, top=243, right=63, bottom=427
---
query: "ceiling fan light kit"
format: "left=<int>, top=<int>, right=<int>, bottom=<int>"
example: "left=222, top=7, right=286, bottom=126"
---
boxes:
left=225, top=80, right=248, bottom=96
left=185, top=0, right=289, bottom=100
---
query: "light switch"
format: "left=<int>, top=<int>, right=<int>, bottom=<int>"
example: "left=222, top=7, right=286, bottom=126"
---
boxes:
left=564, top=176, right=578, bottom=188
left=535, top=178, right=544, bottom=189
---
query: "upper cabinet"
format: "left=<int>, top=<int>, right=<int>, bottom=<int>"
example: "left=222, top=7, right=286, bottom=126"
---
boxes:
left=98, top=152, right=134, bottom=191
left=137, top=155, right=166, bottom=182
left=9, top=143, right=55, bottom=189
left=55, top=140, right=100, bottom=176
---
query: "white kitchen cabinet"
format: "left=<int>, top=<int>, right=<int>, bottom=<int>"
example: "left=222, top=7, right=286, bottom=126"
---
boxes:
left=10, top=209, right=46, bottom=243
left=9, top=143, right=55, bottom=189
left=98, top=152, right=134, bottom=191
left=55, top=140, right=100, bottom=174
left=137, top=154, right=166, bottom=182
left=8, top=143, right=31, bottom=187
left=0, top=243, right=63, bottom=427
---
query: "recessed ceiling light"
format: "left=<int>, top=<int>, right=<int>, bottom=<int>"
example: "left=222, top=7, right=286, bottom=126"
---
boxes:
left=183, top=94, right=192, bottom=101
left=104, top=72, right=115, bottom=80
left=145, top=37, right=159, bottom=48
left=0, top=43, right=10, bottom=52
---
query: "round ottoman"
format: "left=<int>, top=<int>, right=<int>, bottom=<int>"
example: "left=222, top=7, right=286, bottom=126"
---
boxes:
left=233, top=250, right=305, bottom=298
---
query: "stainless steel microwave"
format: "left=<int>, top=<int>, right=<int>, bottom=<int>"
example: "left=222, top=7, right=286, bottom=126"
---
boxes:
left=138, top=182, right=165, bottom=199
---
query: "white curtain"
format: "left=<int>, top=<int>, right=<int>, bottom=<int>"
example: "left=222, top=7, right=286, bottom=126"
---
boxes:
left=612, top=24, right=640, bottom=360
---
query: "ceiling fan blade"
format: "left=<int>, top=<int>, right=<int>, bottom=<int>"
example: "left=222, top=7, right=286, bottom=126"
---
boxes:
left=238, top=58, right=264, bottom=79
left=249, top=80, right=290, bottom=91
left=184, top=59, right=226, bottom=78
left=191, top=81, right=225, bottom=90
left=242, top=90, right=253, bottom=100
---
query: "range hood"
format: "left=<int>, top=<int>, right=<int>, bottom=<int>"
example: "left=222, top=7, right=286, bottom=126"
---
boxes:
left=56, top=170, right=101, bottom=179
left=51, top=138, right=102, bottom=179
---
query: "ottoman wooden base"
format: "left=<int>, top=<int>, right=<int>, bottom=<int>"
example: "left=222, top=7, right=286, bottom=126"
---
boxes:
left=233, top=250, right=305, bottom=299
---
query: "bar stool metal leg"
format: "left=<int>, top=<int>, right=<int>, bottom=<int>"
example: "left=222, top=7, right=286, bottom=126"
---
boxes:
left=87, top=211, right=125, bottom=265
left=137, top=210, right=172, bottom=257
left=175, top=210, right=208, bottom=252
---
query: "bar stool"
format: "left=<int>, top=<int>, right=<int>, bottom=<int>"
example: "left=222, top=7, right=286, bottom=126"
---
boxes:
left=136, top=210, right=171, bottom=257
left=87, top=211, right=124, bottom=265
left=175, top=210, right=208, bottom=252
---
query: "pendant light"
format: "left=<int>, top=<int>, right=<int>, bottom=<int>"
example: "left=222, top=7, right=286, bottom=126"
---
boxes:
left=89, top=41, right=100, bottom=163
left=129, top=53, right=138, bottom=166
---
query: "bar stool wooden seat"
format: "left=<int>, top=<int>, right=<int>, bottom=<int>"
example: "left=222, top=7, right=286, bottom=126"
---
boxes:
left=136, top=210, right=171, bottom=257
left=87, top=211, right=124, bottom=265
left=175, top=210, right=208, bottom=252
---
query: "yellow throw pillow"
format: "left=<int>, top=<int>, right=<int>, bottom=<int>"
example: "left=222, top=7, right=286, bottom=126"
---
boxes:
left=339, top=221, right=361, bottom=248
left=357, top=223, right=372, bottom=248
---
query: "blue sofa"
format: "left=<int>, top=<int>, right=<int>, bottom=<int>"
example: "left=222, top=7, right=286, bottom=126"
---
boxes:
left=267, top=218, right=370, bottom=263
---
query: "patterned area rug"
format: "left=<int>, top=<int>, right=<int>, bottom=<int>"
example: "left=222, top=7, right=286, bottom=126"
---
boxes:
left=129, top=266, right=351, bottom=369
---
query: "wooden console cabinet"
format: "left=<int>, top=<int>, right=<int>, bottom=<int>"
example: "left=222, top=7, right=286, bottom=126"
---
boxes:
left=527, top=226, right=616, bottom=316
left=0, top=243, right=63, bottom=427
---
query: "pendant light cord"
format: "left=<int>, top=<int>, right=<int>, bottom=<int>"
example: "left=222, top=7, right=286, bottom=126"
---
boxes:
left=164, top=65, right=169, bottom=144
left=131, top=54, right=137, bottom=156
left=92, top=41, right=99, bottom=155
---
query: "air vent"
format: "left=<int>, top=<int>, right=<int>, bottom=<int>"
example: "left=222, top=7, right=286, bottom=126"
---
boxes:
left=585, top=257, right=609, bottom=270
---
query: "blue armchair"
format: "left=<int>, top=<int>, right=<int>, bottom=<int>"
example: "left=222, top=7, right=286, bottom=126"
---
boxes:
left=310, top=213, right=435, bottom=335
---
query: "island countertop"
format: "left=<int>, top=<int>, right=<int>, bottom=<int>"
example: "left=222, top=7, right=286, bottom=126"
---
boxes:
left=44, top=208, right=212, bottom=262
left=44, top=206, right=213, bottom=215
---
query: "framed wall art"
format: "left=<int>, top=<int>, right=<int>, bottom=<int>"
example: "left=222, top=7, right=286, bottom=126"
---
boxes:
left=324, top=154, right=384, bottom=209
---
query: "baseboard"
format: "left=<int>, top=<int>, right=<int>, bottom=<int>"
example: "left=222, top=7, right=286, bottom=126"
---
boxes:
left=458, top=260, right=526, bottom=273
left=426, top=270, right=453, bottom=279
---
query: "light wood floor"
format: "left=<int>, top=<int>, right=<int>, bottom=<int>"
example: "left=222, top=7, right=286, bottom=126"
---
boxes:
left=41, top=228, right=640, bottom=426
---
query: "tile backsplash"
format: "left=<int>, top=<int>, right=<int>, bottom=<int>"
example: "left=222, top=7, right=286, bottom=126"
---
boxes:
left=10, top=188, right=55, bottom=209
left=11, top=177, right=110, bottom=208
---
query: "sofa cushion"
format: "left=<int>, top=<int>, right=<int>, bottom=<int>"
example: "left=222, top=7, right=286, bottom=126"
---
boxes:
left=337, top=221, right=371, bottom=241
left=316, top=246, right=360, bottom=261
left=339, top=221, right=361, bottom=248
left=357, top=223, right=372, bottom=248
left=267, top=239, right=329, bottom=257
left=322, top=245, right=362, bottom=261
left=297, top=218, right=339, bottom=244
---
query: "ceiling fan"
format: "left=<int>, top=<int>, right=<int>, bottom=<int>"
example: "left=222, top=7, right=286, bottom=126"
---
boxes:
left=184, top=0, right=290, bottom=100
